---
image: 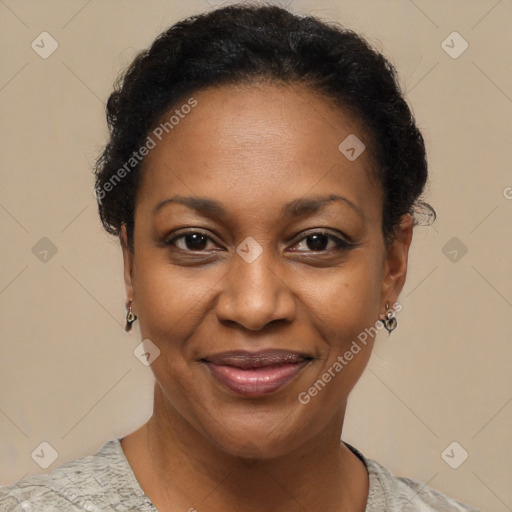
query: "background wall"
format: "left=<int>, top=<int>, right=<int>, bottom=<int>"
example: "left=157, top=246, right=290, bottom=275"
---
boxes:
left=1, top=0, right=511, bottom=510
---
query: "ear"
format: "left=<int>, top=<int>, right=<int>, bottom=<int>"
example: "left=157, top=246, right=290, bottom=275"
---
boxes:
left=120, top=224, right=135, bottom=303
left=380, top=213, right=414, bottom=307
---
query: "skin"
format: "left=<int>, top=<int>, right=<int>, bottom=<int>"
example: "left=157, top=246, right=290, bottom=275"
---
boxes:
left=119, top=82, right=413, bottom=512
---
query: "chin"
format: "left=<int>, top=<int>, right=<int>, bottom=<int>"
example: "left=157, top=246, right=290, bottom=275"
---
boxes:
left=195, top=401, right=315, bottom=460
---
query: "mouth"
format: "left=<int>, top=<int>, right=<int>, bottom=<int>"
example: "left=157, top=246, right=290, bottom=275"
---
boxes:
left=200, top=349, right=313, bottom=397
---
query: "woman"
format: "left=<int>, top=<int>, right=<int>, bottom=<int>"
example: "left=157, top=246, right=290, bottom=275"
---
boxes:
left=0, top=3, right=481, bottom=511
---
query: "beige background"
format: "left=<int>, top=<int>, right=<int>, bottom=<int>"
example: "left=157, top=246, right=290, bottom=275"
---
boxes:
left=1, top=0, right=511, bottom=510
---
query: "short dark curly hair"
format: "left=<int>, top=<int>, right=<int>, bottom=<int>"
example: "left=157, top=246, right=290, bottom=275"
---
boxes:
left=94, top=2, right=435, bottom=252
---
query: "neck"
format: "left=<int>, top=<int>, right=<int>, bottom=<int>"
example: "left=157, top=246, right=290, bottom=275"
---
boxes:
left=133, top=384, right=369, bottom=512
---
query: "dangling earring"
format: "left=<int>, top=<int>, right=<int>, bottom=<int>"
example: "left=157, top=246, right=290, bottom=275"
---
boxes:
left=382, top=301, right=397, bottom=334
left=125, top=299, right=137, bottom=332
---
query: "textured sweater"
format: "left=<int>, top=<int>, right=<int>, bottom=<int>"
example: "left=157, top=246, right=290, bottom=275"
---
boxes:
left=0, top=438, right=482, bottom=511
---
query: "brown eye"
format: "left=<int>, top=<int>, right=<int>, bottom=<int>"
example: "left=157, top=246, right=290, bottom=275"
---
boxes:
left=303, top=233, right=330, bottom=251
left=290, top=231, right=354, bottom=253
left=165, top=231, right=216, bottom=251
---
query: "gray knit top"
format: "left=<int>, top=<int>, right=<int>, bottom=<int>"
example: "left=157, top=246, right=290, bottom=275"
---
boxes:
left=0, top=438, right=482, bottom=511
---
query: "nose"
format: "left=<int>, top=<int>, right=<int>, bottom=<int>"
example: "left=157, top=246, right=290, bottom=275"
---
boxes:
left=215, top=246, right=297, bottom=331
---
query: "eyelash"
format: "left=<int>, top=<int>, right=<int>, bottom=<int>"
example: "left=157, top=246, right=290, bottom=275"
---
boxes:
left=163, top=229, right=356, bottom=254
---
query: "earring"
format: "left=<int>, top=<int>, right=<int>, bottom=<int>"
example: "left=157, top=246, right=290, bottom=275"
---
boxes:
left=382, top=301, right=397, bottom=334
left=125, top=299, right=138, bottom=332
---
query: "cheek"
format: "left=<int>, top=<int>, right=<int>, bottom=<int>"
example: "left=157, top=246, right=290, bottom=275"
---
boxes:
left=302, top=254, right=383, bottom=340
left=133, top=253, right=226, bottom=342
left=296, top=255, right=382, bottom=398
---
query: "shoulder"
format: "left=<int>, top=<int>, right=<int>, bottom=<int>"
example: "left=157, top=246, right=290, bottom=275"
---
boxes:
left=0, top=439, right=155, bottom=511
left=365, top=457, right=482, bottom=512
left=343, top=442, right=481, bottom=512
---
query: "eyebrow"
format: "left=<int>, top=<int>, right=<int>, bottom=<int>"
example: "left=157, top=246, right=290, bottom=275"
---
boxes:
left=153, top=193, right=365, bottom=221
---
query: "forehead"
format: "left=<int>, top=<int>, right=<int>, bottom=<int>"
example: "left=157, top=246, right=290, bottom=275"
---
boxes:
left=137, top=82, right=382, bottom=222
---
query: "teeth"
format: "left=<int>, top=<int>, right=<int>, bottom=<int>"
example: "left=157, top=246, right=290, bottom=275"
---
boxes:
left=209, top=354, right=306, bottom=369
left=238, top=361, right=299, bottom=370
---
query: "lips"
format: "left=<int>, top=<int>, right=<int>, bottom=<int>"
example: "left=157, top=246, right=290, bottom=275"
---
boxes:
left=201, top=349, right=312, bottom=397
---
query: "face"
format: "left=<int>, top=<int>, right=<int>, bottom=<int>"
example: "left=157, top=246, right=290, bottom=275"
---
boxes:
left=121, top=82, right=412, bottom=458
